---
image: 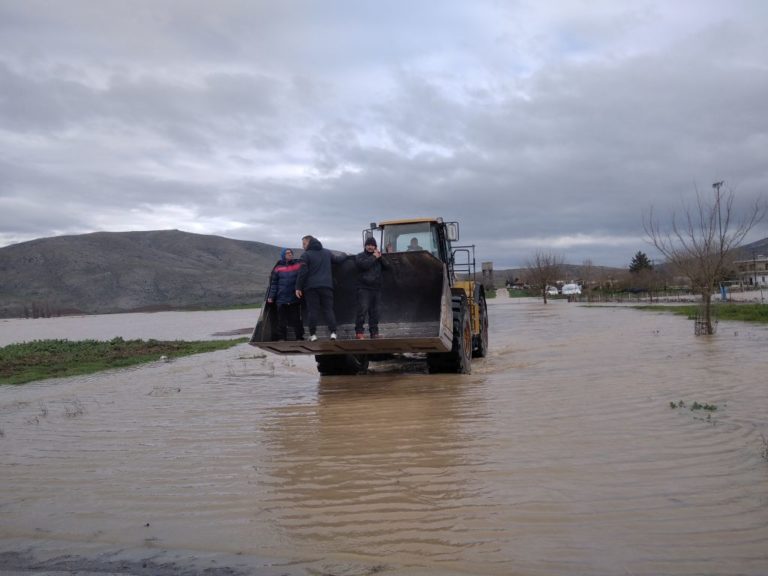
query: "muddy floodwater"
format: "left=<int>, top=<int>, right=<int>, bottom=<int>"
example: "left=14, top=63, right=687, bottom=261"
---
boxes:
left=1, top=299, right=767, bottom=575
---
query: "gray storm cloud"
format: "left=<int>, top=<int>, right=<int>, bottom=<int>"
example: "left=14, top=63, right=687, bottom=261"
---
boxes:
left=1, top=0, right=767, bottom=267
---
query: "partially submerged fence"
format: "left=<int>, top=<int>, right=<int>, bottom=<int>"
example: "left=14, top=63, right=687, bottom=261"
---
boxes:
left=694, top=306, right=719, bottom=335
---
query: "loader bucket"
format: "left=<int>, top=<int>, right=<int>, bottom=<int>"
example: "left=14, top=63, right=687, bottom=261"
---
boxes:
left=250, top=251, right=454, bottom=355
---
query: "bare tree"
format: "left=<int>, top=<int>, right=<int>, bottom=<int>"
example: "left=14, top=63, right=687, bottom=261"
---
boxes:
left=644, top=183, right=765, bottom=334
left=580, top=258, right=595, bottom=292
left=525, top=250, right=564, bottom=303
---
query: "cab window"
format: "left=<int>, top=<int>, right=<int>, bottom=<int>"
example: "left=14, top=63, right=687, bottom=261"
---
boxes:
left=382, top=223, right=438, bottom=255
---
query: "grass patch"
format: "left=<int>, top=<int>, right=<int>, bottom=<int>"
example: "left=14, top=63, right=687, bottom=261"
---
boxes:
left=0, top=337, right=247, bottom=385
left=507, top=289, right=537, bottom=298
left=635, top=303, right=768, bottom=324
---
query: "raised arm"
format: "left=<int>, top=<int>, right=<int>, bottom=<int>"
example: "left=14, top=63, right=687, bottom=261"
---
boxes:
left=332, top=251, right=349, bottom=264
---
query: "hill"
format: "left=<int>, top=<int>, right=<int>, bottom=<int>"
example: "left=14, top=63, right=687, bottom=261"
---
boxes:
left=739, top=236, right=768, bottom=257
left=0, top=230, right=286, bottom=318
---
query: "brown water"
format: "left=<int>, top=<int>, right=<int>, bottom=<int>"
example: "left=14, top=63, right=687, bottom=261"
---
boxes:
left=1, top=299, right=767, bottom=575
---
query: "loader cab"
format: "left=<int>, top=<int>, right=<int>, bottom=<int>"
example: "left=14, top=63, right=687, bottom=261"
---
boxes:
left=366, top=218, right=459, bottom=270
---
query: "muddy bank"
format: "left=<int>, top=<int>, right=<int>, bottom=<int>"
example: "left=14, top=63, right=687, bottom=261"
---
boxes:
left=1, top=301, right=767, bottom=575
left=0, top=547, right=297, bottom=576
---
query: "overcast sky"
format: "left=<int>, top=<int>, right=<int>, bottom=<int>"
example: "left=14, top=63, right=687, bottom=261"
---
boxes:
left=1, top=1, right=767, bottom=268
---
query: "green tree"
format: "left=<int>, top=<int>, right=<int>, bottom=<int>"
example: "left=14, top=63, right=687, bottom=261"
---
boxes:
left=629, top=251, right=653, bottom=273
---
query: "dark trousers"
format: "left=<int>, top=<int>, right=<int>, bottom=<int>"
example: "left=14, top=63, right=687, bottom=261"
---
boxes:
left=355, top=288, right=381, bottom=336
left=276, top=302, right=304, bottom=340
left=304, top=287, right=337, bottom=335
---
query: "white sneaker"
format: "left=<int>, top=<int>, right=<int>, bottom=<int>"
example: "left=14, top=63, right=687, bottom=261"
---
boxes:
left=330, top=332, right=337, bottom=340
left=309, top=334, right=318, bottom=342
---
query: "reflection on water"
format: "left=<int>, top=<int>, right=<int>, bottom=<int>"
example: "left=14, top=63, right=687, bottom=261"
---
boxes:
left=1, top=301, right=767, bottom=575
left=260, top=377, right=481, bottom=562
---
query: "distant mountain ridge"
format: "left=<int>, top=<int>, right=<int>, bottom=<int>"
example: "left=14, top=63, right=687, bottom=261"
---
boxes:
left=740, top=236, right=768, bottom=257
left=2, top=229, right=765, bottom=319
left=0, top=230, right=287, bottom=318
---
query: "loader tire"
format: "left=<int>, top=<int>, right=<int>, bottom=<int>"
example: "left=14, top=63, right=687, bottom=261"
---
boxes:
left=427, top=295, right=472, bottom=374
left=472, top=292, right=489, bottom=358
left=315, top=354, right=369, bottom=376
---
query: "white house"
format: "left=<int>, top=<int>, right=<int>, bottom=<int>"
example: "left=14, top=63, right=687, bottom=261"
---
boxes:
left=734, top=254, right=768, bottom=287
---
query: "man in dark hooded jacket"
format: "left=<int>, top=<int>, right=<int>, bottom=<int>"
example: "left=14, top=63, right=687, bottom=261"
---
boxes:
left=267, top=248, right=304, bottom=341
left=295, top=235, right=346, bottom=341
left=354, top=236, right=389, bottom=338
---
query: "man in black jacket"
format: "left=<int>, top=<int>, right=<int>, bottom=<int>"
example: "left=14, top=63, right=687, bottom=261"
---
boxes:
left=354, top=236, right=389, bottom=339
left=295, top=235, right=346, bottom=341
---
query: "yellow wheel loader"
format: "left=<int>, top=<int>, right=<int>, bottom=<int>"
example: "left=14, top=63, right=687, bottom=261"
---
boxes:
left=249, top=217, right=488, bottom=375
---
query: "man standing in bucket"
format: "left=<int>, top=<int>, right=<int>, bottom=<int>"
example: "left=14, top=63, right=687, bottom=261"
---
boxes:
left=295, top=235, right=346, bottom=341
left=354, top=236, right=389, bottom=339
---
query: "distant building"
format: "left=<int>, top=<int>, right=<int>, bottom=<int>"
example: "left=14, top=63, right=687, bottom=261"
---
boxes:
left=734, top=254, right=768, bottom=287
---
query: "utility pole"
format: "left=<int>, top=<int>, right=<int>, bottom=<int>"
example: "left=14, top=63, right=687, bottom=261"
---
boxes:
left=713, top=180, right=724, bottom=242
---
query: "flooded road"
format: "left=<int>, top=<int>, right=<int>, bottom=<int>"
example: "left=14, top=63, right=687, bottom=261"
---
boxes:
left=1, top=299, right=767, bottom=575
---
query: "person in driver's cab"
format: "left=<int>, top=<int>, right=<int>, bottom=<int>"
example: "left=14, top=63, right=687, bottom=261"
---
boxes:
left=406, top=237, right=423, bottom=251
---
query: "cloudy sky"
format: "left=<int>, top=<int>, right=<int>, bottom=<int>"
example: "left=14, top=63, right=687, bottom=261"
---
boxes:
left=1, top=0, right=767, bottom=268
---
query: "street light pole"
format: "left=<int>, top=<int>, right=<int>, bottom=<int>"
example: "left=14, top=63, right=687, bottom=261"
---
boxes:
left=753, top=250, right=758, bottom=287
left=713, top=180, right=724, bottom=242
left=753, top=251, right=764, bottom=303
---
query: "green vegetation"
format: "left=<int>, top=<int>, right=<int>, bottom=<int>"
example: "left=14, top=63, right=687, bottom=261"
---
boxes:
left=507, top=288, right=536, bottom=298
left=636, top=303, right=768, bottom=324
left=690, top=401, right=718, bottom=411
left=628, top=250, right=653, bottom=273
left=670, top=399, right=718, bottom=411
left=0, top=337, right=247, bottom=385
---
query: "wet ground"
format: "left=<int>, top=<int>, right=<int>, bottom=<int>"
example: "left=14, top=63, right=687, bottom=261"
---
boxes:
left=1, top=299, right=767, bottom=575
